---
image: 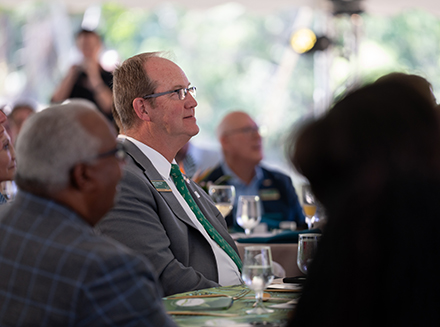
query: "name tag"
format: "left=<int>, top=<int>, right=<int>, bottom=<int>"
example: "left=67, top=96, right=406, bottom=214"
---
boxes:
left=259, top=188, right=280, bottom=201
left=151, top=180, right=172, bottom=192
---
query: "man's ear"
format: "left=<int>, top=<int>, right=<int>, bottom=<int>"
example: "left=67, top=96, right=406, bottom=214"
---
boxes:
left=70, top=163, right=95, bottom=192
left=132, top=98, right=152, bottom=122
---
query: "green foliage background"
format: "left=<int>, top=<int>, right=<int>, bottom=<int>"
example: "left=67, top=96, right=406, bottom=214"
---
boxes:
left=2, top=2, right=440, bottom=174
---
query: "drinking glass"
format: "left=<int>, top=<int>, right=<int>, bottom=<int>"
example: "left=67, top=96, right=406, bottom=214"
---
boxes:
left=302, top=184, right=317, bottom=229
left=242, top=246, right=275, bottom=314
left=297, top=233, right=321, bottom=274
left=236, top=195, right=262, bottom=235
left=208, top=185, right=236, bottom=217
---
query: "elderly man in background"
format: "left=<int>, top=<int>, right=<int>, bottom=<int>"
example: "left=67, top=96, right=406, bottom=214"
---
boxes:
left=203, top=111, right=305, bottom=230
left=96, top=52, right=242, bottom=296
left=0, top=103, right=177, bottom=326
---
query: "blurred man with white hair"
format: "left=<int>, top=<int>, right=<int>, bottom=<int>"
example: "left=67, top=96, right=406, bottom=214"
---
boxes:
left=203, top=111, right=305, bottom=230
left=0, top=103, right=177, bottom=326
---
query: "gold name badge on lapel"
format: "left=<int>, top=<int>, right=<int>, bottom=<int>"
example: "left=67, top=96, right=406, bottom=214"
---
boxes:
left=259, top=188, right=281, bottom=201
left=152, top=180, right=172, bottom=192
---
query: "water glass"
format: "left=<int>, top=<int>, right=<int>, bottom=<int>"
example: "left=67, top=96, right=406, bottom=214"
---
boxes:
left=297, top=233, right=321, bottom=275
left=242, top=246, right=274, bottom=314
left=236, top=195, right=262, bottom=235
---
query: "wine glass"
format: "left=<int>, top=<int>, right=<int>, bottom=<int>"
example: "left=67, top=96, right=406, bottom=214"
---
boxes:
left=236, top=195, right=261, bottom=235
left=297, top=233, right=321, bottom=275
left=208, top=185, right=236, bottom=217
left=302, top=184, right=317, bottom=229
left=242, top=246, right=275, bottom=314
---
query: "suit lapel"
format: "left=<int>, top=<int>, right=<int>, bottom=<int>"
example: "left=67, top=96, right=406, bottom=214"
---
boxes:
left=186, top=180, right=236, bottom=248
left=120, top=139, right=236, bottom=251
left=120, top=139, right=197, bottom=229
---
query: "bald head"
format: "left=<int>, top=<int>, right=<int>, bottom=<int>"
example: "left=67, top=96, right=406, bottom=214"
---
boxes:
left=217, top=111, right=252, bottom=138
left=218, top=111, right=263, bottom=168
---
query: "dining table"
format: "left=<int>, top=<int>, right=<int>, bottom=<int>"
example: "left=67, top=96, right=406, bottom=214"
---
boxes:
left=235, top=242, right=302, bottom=277
left=164, top=282, right=301, bottom=326
left=232, top=229, right=321, bottom=277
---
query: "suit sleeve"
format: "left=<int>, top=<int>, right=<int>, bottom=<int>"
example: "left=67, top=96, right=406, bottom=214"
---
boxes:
left=77, top=244, right=177, bottom=327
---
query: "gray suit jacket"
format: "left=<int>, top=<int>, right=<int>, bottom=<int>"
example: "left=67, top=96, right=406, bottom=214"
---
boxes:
left=96, top=139, right=240, bottom=296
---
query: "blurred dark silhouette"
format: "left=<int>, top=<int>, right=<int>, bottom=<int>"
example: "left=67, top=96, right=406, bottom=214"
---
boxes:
left=288, top=73, right=440, bottom=327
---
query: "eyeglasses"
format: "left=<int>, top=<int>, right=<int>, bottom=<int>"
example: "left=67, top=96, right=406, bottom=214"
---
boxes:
left=92, top=143, right=127, bottom=162
left=142, top=86, right=196, bottom=101
left=226, top=126, right=260, bottom=136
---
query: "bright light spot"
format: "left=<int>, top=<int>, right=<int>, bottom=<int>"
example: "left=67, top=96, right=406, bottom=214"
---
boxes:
left=331, top=56, right=350, bottom=84
left=259, top=125, right=268, bottom=138
left=359, top=41, right=394, bottom=71
left=5, top=71, right=26, bottom=96
left=206, top=2, right=245, bottom=22
left=100, top=50, right=119, bottom=72
left=290, top=28, right=317, bottom=54
left=82, top=5, right=101, bottom=31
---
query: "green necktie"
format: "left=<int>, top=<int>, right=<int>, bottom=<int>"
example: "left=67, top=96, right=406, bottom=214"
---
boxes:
left=170, top=164, right=243, bottom=272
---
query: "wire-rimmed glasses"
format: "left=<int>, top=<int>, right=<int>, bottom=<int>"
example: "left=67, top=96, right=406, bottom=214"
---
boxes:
left=142, top=86, right=196, bottom=101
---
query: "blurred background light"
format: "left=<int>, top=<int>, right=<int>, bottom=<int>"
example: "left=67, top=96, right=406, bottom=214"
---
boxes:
left=290, top=28, right=317, bottom=54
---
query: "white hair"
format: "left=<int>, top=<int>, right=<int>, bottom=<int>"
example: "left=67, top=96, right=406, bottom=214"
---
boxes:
left=15, top=102, right=101, bottom=194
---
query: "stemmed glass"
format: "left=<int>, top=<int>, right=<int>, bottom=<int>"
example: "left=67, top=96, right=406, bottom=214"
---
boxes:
left=242, top=246, right=275, bottom=314
left=208, top=185, right=236, bottom=217
left=297, top=233, right=321, bottom=274
left=236, top=195, right=262, bottom=235
left=302, top=184, right=317, bottom=229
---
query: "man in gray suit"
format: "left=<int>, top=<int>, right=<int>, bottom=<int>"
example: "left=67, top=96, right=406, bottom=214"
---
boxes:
left=0, top=103, right=177, bottom=326
left=96, top=52, right=243, bottom=296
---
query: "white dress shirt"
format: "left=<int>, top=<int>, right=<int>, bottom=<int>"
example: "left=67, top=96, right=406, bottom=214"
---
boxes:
left=122, top=136, right=242, bottom=286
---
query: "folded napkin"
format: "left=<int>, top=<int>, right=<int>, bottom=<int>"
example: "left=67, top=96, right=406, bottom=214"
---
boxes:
left=235, top=228, right=321, bottom=244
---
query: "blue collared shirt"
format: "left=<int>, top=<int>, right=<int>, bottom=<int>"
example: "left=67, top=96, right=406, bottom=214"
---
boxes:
left=221, top=161, right=265, bottom=217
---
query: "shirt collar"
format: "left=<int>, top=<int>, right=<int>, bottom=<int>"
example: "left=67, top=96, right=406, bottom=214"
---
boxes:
left=221, top=161, right=263, bottom=186
left=122, top=135, right=176, bottom=179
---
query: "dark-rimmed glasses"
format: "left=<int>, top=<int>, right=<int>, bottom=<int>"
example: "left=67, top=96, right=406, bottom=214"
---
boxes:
left=226, top=126, right=259, bottom=137
left=142, top=86, right=196, bottom=101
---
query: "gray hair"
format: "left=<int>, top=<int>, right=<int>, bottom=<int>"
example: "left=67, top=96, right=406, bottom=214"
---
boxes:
left=15, top=103, right=101, bottom=195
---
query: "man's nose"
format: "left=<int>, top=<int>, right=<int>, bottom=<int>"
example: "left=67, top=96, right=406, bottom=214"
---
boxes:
left=185, top=92, right=197, bottom=108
